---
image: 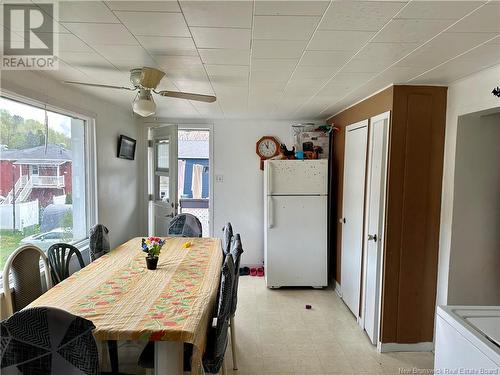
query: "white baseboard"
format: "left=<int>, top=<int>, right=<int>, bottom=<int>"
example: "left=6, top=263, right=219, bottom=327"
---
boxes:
left=378, top=342, right=434, bottom=353
left=334, top=281, right=342, bottom=297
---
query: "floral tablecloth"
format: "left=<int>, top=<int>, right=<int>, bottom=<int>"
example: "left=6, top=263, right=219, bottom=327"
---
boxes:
left=29, top=236, right=222, bottom=373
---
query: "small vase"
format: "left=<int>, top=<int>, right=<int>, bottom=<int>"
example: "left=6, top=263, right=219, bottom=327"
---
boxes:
left=146, top=256, right=159, bottom=270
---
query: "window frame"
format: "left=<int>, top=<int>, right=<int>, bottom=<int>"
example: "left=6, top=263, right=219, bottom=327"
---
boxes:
left=0, top=91, right=98, bottom=253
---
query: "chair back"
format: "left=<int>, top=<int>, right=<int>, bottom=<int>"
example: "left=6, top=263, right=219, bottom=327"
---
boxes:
left=47, top=243, right=86, bottom=284
left=0, top=306, right=99, bottom=375
left=89, top=223, right=110, bottom=261
left=221, top=222, right=233, bottom=255
left=203, top=254, right=235, bottom=374
left=2, top=245, right=52, bottom=317
left=229, top=234, right=243, bottom=317
left=168, top=213, right=202, bottom=237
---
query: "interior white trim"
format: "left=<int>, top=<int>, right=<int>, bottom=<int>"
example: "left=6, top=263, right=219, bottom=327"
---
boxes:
left=334, top=281, right=342, bottom=298
left=378, top=342, right=434, bottom=353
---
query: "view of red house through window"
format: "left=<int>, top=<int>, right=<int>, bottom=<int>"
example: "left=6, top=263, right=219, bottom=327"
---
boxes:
left=0, top=97, right=88, bottom=270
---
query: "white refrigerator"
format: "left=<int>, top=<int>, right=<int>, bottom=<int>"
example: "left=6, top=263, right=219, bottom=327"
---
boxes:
left=264, top=159, right=328, bottom=288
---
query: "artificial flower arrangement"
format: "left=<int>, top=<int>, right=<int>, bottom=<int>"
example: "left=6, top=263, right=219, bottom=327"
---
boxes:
left=141, top=236, right=165, bottom=270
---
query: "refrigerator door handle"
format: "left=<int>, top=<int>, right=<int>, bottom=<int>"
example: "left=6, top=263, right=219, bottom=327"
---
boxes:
left=267, top=162, right=272, bottom=195
left=268, top=196, right=274, bottom=229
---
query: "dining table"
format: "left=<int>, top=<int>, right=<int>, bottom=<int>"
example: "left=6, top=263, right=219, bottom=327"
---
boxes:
left=28, top=236, right=223, bottom=375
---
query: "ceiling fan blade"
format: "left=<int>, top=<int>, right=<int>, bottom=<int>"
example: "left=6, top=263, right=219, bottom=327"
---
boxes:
left=139, top=67, right=165, bottom=89
left=157, top=90, right=216, bottom=103
left=64, top=81, right=136, bottom=91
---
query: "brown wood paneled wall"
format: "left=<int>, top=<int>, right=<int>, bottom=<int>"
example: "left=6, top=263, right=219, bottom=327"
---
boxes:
left=327, top=85, right=447, bottom=344
left=328, top=86, right=394, bottom=284
left=381, top=86, right=447, bottom=343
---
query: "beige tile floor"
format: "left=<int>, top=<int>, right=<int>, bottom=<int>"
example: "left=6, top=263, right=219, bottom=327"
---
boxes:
left=115, top=276, right=434, bottom=374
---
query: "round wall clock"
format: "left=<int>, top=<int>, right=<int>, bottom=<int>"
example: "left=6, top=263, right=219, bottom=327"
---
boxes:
left=256, top=136, right=280, bottom=170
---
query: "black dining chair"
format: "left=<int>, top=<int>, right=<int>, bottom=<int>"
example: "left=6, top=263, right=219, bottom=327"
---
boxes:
left=47, top=243, right=86, bottom=285
left=221, top=222, right=233, bottom=256
left=228, top=234, right=243, bottom=370
left=138, top=253, right=236, bottom=375
left=0, top=306, right=131, bottom=375
left=1, top=306, right=99, bottom=375
left=168, top=213, right=203, bottom=237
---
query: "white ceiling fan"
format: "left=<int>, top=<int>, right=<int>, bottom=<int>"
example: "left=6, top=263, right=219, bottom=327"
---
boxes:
left=64, top=67, right=216, bottom=117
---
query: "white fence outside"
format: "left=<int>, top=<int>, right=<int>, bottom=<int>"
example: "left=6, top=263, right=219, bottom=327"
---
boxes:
left=0, top=200, right=39, bottom=230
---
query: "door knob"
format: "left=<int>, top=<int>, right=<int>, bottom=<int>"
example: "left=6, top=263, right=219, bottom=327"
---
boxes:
left=339, top=218, right=346, bottom=224
left=368, top=234, right=378, bottom=242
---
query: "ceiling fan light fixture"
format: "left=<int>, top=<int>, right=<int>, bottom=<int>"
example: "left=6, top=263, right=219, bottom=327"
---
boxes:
left=133, top=89, right=156, bottom=117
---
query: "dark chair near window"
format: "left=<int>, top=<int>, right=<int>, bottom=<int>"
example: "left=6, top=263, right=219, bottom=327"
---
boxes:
left=221, top=222, right=233, bottom=256
left=47, top=243, right=86, bottom=284
left=2, top=245, right=53, bottom=317
left=228, top=234, right=243, bottom=370
left=138, top=254, right=236, bottom=375
left=168, top=213, right=203, bottom=237
left=89, top=224, right=110, bottom=261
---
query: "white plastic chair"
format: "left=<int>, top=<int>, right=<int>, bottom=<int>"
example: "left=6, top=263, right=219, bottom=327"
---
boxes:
left=2, top=244, right=53, bottom=317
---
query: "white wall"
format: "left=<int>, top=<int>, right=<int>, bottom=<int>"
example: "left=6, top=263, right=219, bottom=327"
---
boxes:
left=212, top=119, right=296, bottom=266
left=140, top=119, right=322, bottom=266
left=1, top=71, right=141, bottom=249
left=437, top=64, right=500, bottom=306
left=447, top=111, right=500, bottom=305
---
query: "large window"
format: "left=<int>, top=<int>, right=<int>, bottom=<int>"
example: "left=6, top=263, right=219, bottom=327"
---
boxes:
left=0, top=95, right=94, bottom=270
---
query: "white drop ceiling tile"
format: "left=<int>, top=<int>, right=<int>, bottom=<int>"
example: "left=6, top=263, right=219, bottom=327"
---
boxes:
left=252, top=40, right=307, bottom=58
left=400, top=32, right=499, bottom=68
left=199, top=49, right=250, bottom=65
left=448, top=3, right=500, bottom=32
left=191, top=27, right=251, bottom=49
left=409, top=60, right=478, bottom=84
left=59, top=1, right=119, bottom=23
left=153, top=55, right=203, bottom=69
left=251, top=58, right=297, bottom=71
left=57, top=33, right=92, bottom=52
left=91, top=45, right=156, bottom=68
left=254, top=1, right=329, bottom=16
left=180, top=1, right=252, bottom=28
left=396, top=1, right=483, bottom=20
left=319, top=1, right=406, bottom=31
left=106, top=1, right=181, bottom=12
left=328, top=72, right=377, bottom=87
left=253, top=16, right=321, bottom=41
left=308, top=30, right=375, bottom=51
left=172, top=80, right=214, bottom=95
left=354, top=42, right=418, bottom=63
left=58, top=51, right=112, bottom=68
left=62, top=23, right=139, bottom=45
left=300, top=50, right=354, bottom=67
left=114, top=11, right=190, bottom=37
left=285, top=78, right=329, bottom=96
left=77, top=67, right=131, bottom=86
left=457, top=40, right=500, bottom=64
left=42, top=60, right=89, bottom=83
left=136, top=36, right=198, bottom=56
left=251, top=69, right=292, bottom=83
left=342, top=59, right=390, bottom=73
left=205, top=64, right=249, bottom=78
left=293, top=66, right=337, bottom=80
left=190, top=101, right=223, bottom=118
left=372, top=19, right=454, bottom=43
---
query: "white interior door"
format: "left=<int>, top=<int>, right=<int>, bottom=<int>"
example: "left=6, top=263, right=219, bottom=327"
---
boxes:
left=341, top=120, right=368, bottom=317
left=149, top=125, right=178, bottom=236
left=363, top=112, right=390, bottom=345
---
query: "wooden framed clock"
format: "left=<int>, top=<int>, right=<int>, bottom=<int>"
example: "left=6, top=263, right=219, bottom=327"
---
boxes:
left=256, top=136, right=280, bottom=170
